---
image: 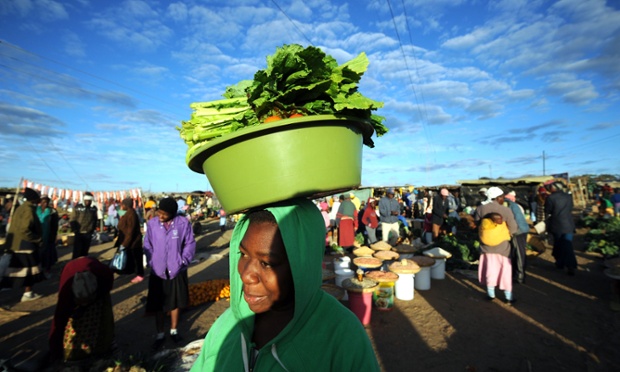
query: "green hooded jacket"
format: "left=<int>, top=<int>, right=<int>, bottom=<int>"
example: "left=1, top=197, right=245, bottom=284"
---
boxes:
left=191, top=198, right=380, bottom=371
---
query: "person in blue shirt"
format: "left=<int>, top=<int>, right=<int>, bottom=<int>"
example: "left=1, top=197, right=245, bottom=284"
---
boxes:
left=505, top=191, right=530, bottom=284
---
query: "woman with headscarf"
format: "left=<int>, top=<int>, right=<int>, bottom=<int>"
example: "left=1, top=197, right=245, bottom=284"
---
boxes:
left=336, top=194, right=358, bottom=249
left=505, top=191, right=530, bottom=284
left=1, top=187, right=44, bottom=301
left=191, top=198, right=379, bottom=371
left=362, top=198, right=380, bottom=244
left=431, top=188, right=450, bottom=240
left=536, top=186, right=548, bottom=223
left=113, top=198, right=144, bottom=283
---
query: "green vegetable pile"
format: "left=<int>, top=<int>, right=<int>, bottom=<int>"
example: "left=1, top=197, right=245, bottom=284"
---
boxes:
left=177, top=44, right=387, bottom=153
left=431, top=232, right=480, bottom=264
left=585, top=216, right=620, bottom=257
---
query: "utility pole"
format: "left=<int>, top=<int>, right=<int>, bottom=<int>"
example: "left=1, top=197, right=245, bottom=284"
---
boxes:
left=542, top=150, right=546, bottom=176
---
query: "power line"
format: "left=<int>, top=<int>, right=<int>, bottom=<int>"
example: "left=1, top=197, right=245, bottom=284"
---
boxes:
left=399, top=0, right=432, bottom=135
left=46, top=138, right=90, bottom=190
left=385, top=0, right=436, bottom=178
left=25, top=140, right=67, bottom=188
left=269, top=0, right=313, bottom=45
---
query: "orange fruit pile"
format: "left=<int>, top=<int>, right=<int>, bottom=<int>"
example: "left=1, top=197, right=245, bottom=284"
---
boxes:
left=188, top=279, right=231, bottom=306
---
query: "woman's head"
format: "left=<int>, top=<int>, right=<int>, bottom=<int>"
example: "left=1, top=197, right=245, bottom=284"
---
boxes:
left=121, top=198, right=133, bottom=210
left=238, top=210, right=294, bottom=314
left=22, top=187, right=40, bottom=203
left=40, top=196, right=50, bottom=209
left=157, top=197, right=177, bottom=222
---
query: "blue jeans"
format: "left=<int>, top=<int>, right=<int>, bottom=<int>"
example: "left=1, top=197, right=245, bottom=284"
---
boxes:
left=552, top=233, right=576, bottom=270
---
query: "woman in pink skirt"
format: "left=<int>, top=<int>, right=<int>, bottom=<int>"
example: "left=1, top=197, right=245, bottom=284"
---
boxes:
left=474, top=187, right=519, bottom=305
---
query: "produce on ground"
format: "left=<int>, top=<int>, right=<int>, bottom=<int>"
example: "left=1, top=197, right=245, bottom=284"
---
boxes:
left=188, top=279, right=230, bottom=307
left=585, top=216, right=620, bottom=257
left=431, top=232, right=480, bottom=265
left=370, top=241, right=393, bottom=251
left=177, top=44, right=387, bottom=153
left=353, top=246, right=374, bottom=257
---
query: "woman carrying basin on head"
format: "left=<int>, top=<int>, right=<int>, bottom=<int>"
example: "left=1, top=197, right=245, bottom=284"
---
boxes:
left=191, top=198, right=379, bottom=371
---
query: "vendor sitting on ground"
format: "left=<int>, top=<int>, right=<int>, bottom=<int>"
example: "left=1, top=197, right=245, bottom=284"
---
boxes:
left=479, top=212, right=511, bottom=247
left=48, top=256, right=115, bottom=364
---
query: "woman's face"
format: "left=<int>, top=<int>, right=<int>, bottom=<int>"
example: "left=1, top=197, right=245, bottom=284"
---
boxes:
left=157, top=209, right=173, bottom=222
left=238, top=221, right=294, bottom=314
left=40, top=199, right=49, bottom=209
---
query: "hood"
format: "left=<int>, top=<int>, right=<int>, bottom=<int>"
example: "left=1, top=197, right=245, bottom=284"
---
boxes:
left=228, top=198, right=324, bottom=346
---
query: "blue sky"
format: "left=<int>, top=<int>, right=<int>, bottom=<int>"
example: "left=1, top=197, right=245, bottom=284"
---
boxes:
left=1, top=0, right=618, bottom=194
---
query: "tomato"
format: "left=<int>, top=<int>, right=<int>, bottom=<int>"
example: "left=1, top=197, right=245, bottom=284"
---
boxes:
left=289, top=113, right=303, bottom=118
left=263, top=115, right=282, bottom=123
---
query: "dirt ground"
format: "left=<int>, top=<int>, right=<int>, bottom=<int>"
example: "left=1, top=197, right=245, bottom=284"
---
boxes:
left=2, top=216, right=620, bottom=372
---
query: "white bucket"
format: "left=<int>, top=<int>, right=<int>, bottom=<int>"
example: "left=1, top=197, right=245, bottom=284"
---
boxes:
left=430, top=258, right=446, bottom=280
left=534, top=221, right=546, bottom=234
left=335, top=268, right=354, bottom=300
left=333, top=256, right=351, bottom=270
left=414, top=266, right=431, bottom=290
left=394, top=273, right=415, bottom=301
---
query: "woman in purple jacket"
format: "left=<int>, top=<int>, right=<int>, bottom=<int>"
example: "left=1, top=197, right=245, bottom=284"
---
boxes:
left=143, top=197, right=196, bottom=350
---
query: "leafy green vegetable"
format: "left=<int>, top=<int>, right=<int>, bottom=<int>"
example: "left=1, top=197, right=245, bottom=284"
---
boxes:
left=432, top=232, right=480, bottom=263
left=585, top=216, right=620, bottom=257
left=177, top=44, right=387, bottom=149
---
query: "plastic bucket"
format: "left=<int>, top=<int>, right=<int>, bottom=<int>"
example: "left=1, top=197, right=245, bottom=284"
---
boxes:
left=394, top=273, right=415, bottom=301
left=335, top=269, right=354, bottom=300
left=348, top=291, right=374, bottom=325
left=373, top=281, right=395, bottom=310
left=534, top=221, right=546, bottom=234
left=430, top=258, right=446, bottom=280
left=333, top=256, right=351, bottom=270
left=414, top=266, right=431, bottom=290
left=187, top=115, right=372, bottom=214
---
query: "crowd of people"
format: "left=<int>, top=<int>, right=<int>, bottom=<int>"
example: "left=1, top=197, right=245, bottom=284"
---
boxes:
left=0, top=180, right=600, bottom=369
left=0, top=188, right=203, bottom=368
left=315, top=182, right=580, bottom=306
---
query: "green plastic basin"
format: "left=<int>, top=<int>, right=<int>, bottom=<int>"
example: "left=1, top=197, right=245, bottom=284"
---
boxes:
left=186, top=115, right=373, bottom=214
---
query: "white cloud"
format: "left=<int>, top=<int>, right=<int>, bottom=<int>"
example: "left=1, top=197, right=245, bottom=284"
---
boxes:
left=63, top=32, right=86, bottom=58
left=442, top=23, right=504, bottom=50
left=167, top=2, right=188, bottom=22
left=546, top=74, right=599, bottom=105
left=418, top=80, right=470, bottom=100
left=130, top=62, right=169, bottom=78
left=0, top=0, right=33, bottom=16
left=465, top=98, right=503, bottom=120
left=37, top=0, right=68, bottom=21
left=88, top=1, right=173, bottom=52
left=0, top=102, right=66, bottom=136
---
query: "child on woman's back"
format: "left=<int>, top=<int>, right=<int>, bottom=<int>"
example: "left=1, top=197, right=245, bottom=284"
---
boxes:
left=479, top=212, right=511, bottom=247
